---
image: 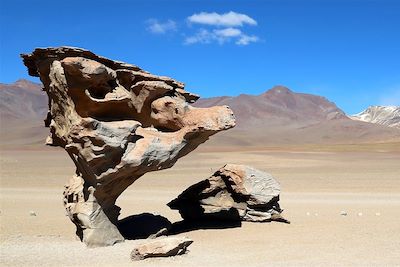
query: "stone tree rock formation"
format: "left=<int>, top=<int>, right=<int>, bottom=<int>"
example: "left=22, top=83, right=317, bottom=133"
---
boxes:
left=21, top=47, right=235, bottom=247
left=168, top=164, right=289, bottom=223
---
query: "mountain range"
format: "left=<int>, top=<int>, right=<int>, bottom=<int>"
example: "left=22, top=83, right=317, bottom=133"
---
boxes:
left=195, top=86, right=346, bottom=128
left=194, top=86, right=400, bottom=146
left=1, top=80, right=399, bottom=147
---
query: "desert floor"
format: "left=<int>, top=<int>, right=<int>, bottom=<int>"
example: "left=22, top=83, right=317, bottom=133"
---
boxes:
left=1, top=143, right=400, bottom=267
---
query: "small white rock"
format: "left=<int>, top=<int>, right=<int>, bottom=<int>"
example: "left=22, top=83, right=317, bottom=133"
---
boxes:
left=29, top=211, right=37, bottom=216
left=306, top=212, right=310, bottom=216
left=314, top=213, right=318, bottom=216
left=340, top=211, right=347, bottom=216
left=375, top=212, right=381, bottom=216
left=357, top=212, right=363, bottom=216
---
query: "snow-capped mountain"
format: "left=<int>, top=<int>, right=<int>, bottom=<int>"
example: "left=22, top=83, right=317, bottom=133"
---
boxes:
left=351, top=106, right=400, bottom=129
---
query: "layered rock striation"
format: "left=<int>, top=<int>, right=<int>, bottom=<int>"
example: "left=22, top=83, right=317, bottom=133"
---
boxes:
left=21, top=47, right=235, bottom=247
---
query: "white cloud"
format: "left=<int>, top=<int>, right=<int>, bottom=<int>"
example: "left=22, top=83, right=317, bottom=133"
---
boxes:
left=146, top=11, right=260, bottom=46
left=184, top=29, right=214, bottom=44
left=187, top=11, right=257, bottom=27
left=214, top=27, right=242, bottom=37
left=146, top=19, right=177, bottom=34
left=236, top=35, right=259, bottom=45
left=184, top=27, right=259, bottom=46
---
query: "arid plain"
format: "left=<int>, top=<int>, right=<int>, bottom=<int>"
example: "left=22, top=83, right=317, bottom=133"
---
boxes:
left=1, top=141, right=400, bottom=266
left=1, top=79, right=400, bottom=266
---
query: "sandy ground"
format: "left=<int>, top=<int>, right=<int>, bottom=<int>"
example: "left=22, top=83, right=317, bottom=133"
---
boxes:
left=1, top=145, right=400, bottom=266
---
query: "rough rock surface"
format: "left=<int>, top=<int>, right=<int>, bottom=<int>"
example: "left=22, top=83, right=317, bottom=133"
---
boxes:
left=130, top=236, right=193, bottom=261
left=168, top=164, right=288, bottom=223
left=21, top=47, right=235, bottom=247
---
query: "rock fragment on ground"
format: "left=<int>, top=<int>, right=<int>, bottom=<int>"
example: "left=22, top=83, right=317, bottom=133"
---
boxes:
left=29, top=211, right=37, bottom=216
left=130, top=236, right=193, bottom=261
left=168, top=164, right=289, bottom=223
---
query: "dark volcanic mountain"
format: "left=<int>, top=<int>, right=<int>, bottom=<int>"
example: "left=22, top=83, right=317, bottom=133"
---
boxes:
left=194, top=86, right=400, bottom=146
left=195, top=86, right=346, bottom=128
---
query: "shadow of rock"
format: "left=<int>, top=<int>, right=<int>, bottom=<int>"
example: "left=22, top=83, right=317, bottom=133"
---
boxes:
left=169, top=219, right=242, bottom=235
left=117, top=213, right=172, bottom=240
left=117, top=211, right=243, bottom=239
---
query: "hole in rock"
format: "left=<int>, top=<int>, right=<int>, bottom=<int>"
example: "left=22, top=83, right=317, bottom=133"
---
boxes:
left=87, top=84, right=112, bottom=99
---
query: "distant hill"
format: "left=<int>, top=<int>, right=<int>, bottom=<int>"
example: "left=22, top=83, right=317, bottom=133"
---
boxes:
left=0, top=79, right=48, bottom=146
left=0, top=81, right=399, bottom=148
left=351, top=106, right=400, bottom=129
left=194, top=86, right=400, bottom=146
left=0, top=79, right=47, bottom=121
left=195, top=86, right=346, bottom=128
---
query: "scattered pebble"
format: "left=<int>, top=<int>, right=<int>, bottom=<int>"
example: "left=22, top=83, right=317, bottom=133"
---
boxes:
left=375, top=212, right=381, bottom=216
left=29, top=211, right=37, bottom=216
left=340, top=211, right=347, bottom=216
left=357, top=212, right=363, bottom=216
left=306, top=212, right=310, bottom=216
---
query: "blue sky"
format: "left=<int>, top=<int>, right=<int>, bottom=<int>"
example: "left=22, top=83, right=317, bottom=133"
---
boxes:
left=1, top=0, right=399, bottom=114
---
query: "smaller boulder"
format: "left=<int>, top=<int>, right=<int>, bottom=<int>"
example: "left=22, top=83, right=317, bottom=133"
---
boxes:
left=130, top=236, right=193, bottom=261
left=168, top=164, right=289, bottom=223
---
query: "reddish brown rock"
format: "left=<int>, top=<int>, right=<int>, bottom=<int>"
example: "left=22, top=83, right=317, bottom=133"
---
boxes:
left=21, top=47, right=235, bottom=247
